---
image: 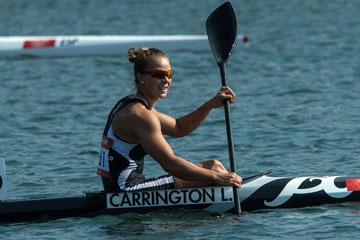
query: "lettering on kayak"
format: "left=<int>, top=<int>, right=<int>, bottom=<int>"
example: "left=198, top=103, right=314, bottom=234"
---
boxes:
left=107, top=187, right=232, bottom=208
left=221, top=187, right=232, bottom=201
left=59, top=39, right=79, bottom=47
left=264, top=176, right=352, bottom=207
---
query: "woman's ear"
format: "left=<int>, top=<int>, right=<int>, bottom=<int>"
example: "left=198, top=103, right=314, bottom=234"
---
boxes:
left=136, top=73, right=145, bottom=85
left=136, top=73, right=143, bottom=81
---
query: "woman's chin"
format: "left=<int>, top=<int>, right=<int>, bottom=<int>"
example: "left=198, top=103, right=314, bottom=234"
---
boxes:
left=158, top=91, right=168, bottom=98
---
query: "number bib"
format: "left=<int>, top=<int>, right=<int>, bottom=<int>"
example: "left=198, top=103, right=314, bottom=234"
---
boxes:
left=97, top=135, right=114, bottom=178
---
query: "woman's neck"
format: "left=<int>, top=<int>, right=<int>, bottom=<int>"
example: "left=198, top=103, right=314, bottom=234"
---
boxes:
left=136, top=90, right=157, bottom=109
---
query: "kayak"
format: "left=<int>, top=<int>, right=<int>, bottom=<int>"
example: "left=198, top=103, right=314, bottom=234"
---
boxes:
left=0, top=35, right=249, bottom=57
left=1, top=171, right=360, bottom=223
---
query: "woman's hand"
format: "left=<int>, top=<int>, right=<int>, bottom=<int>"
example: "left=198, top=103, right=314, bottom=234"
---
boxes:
left=214, top=172, right=242, bottom=188
left=207, top=86, right=236, bottom=109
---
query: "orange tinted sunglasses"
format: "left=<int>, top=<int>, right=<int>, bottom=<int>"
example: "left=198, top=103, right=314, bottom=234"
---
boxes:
left=144, top=69, right=174, bottom=79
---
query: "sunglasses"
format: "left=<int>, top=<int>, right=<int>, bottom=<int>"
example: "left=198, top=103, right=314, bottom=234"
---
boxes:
left=144, top=69, right=174, bottom=79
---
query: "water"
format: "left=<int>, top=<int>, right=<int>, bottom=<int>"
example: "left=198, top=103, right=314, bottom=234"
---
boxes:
left=1, top=0, right=360, bottom=239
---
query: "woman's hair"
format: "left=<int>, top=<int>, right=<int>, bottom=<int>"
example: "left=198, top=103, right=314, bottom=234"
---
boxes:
left=127, top=46, right=169, bottom=84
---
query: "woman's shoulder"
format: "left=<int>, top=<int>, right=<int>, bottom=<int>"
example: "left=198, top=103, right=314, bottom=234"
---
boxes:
left=132, top=105, right=159, bottom=124
left=115, top=102, right=158, bottom=126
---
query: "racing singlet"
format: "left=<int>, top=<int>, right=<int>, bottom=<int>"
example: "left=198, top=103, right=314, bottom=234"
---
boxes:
left=97, top=95, right=174, bottom=192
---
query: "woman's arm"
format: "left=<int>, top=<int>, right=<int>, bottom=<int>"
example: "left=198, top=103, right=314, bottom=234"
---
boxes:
left=154, top=86, right=236, bottom=137
left=132, top=108, right=241, bottom=188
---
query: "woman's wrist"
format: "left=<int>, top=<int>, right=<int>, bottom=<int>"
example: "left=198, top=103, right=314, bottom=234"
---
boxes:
left=203, top=99, right=215, bottom=111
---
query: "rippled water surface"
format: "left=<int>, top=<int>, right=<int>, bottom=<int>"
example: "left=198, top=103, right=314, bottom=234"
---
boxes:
left=1, top=0, right=360, bottom=239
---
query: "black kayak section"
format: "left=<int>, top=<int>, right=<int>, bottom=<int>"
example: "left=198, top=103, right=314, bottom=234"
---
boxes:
left=1, top=172, right=360, bottom=223
left=240, top=174, right=360, bottom=212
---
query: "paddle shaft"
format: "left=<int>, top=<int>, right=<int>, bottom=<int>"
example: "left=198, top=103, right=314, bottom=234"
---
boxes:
left=219, top=62, right=241, bottom=215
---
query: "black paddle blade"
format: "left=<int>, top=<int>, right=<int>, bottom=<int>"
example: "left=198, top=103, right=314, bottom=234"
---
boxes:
left=206, top=2, right=237, bottom=64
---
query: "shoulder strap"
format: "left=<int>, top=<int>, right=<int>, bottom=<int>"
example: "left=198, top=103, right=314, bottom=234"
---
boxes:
left=103, top=96, right=149, bottom=135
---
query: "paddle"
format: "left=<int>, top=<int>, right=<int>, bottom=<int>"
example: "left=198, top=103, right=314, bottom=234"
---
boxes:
left=206, top=2, right=241, bottom=215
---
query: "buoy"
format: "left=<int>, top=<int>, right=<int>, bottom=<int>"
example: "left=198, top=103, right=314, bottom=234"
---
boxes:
left=242, top=35, right=250, bottom=48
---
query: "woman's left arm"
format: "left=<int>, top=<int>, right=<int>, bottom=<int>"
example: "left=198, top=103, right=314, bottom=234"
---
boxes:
left=154, top=86, right=235, bottom=137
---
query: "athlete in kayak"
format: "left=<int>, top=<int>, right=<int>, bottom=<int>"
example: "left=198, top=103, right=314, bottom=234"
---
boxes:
left=97, top=46, right=242, bottom=192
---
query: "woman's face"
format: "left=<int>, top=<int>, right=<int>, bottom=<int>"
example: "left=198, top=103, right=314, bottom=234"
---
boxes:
left=138, top=56, right=173, bottom=99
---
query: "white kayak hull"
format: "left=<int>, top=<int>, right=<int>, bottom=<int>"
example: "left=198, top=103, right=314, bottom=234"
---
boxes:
left=0, top=35, right=247, bottom=57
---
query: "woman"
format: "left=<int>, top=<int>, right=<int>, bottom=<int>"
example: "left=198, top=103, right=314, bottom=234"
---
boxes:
left=97, top=46, right=242, bottom=192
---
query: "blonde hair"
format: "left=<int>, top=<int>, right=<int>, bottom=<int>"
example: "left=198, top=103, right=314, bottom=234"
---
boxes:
left=127, top=46, right=169, bottom=84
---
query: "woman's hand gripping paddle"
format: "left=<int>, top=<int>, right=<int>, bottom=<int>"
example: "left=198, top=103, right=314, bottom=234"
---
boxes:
left=206, top=1, right=241, bottom=215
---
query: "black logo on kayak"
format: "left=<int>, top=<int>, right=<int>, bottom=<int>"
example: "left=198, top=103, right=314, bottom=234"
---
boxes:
left=60, top=39, right=79, bottom=47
